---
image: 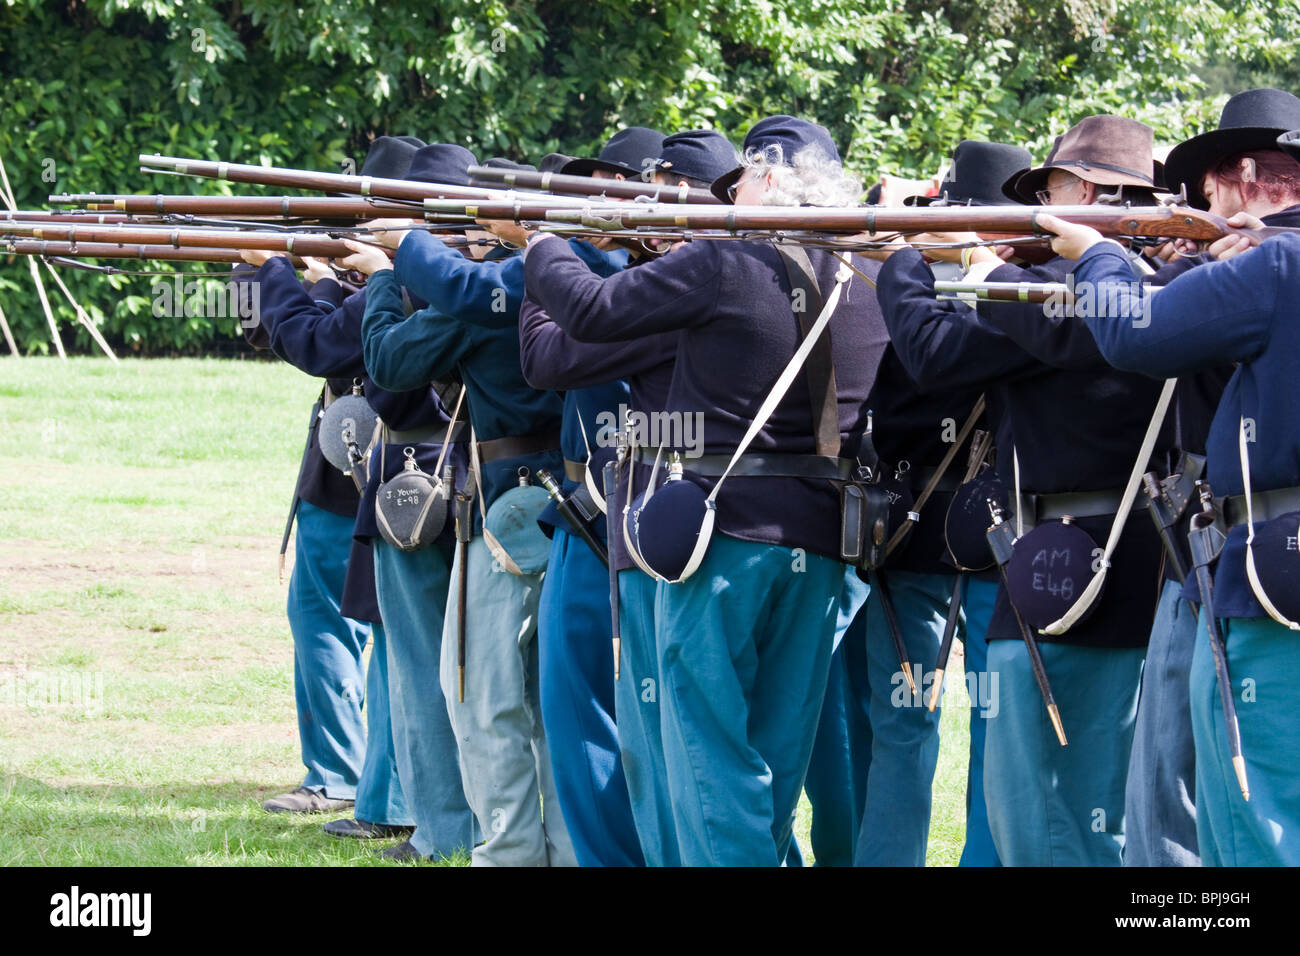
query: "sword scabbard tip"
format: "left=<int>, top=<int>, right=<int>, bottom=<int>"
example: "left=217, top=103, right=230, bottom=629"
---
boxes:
left=1233, top=756, right=1250, bottom=801
left=1048, top=705, right=1068, bottom=747
left=927, top=668, right=944, bottom=712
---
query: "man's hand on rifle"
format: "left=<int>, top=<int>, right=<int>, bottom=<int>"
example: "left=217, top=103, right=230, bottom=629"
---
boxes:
left=336, top=239, right=393, bottom=276
left=477, top=218, right=532, bottom=249
left=1037, top=214, right=1106, bottom=260
left=364, top=219, right=413, bottom=250
left=299, top=257, right=334, bottom=284
left=1205, top=212, right=1265, bottom=261
left=239, top=249, right=289, bottom=267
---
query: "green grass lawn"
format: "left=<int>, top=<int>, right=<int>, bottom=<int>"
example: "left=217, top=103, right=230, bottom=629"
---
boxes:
left=0, top=357, right=972, bottom=866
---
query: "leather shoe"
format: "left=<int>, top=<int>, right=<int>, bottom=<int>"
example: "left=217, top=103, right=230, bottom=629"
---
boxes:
left=324, top=818, right=415, bottom=840
left=378, top=840, right=426, bottom=862
left=261, top=786, right=355, bottom=814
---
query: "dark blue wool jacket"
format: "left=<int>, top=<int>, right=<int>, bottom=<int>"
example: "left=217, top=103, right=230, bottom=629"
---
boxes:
left=1076, top=232, right=1300, bottom=619
left=361, top=267, right=562, bottom=512
left=878, top=249, right=1165, bottom=648
left=527, top=234, right=890, bottom=560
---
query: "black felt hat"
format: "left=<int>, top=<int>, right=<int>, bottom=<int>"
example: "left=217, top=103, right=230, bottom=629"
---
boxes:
left=906, top=141, right=1033, bottom=207
left=649, top=130, right=739, bottom=185
left=710, top=114, right=841, bottom=203
left=539, top=153, right=576, bottom=174
left=360, top=136, right=425, bottom=180
left=405, top=144, right=479, bottom=186
left=1163, top=89, right=1300, bottom=208
left=561, top=127, right=667, bottom=178
left=483, top=156, right=538, bottom=173
left=1003, top=115, right=1163, bottom=204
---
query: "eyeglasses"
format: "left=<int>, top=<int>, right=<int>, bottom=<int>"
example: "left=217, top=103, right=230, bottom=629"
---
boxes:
left=1035, top=178, right=1082, bottom=205
left=727, top=171, right=759, bottom=203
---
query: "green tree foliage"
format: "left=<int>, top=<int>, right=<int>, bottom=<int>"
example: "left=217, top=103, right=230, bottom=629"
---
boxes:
left=1, top=0, right=1297, bottom=353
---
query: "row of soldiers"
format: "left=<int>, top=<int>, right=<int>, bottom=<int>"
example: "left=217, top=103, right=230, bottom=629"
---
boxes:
left=246, top=86, right=1300, bottom=866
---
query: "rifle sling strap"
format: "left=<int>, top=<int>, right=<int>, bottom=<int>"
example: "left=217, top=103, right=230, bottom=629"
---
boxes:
left=774, top=244, right=840, bottom=459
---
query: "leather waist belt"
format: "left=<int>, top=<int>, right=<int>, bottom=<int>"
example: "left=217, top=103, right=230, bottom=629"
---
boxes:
left=1015, top=487, right=1143, bottom=530
left=478, top=428, right=563, bottom=463
left=386, top=421, right=467, bottom=445
left=564, top=459, right=587, bottom=483
left=684, top=452, right=855, bottom=481
left=912, top=465, right=962, bottom=495
left=1223, top=485, right=1300, bottom=529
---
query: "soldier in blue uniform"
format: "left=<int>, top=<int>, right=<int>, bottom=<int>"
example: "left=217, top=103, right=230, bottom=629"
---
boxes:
left=1117, top=88, right=1300, bottom=867
left=244, top=142, right=483, bottom=860
left=870, top=115, right=1170, bottom=866
left=251, top=136, right=420, bottom=824
left=1040, top=122, right=1300, bottom=867
left=346, top=144, right=631, bottom=866
left=527, top=115, right=891, bottom=865
left=512, top=129, right=735, bottom=866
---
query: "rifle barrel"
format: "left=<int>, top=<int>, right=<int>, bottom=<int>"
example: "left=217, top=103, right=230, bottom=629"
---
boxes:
left=137, top=154, right=595, bottom=208
left=6, top=222, right=390, bottom=258
left=467, top=165, right=723, bottom=205
left=5, top=239, right=305, bottom=266
left=50, top=194, right=423, bottom=219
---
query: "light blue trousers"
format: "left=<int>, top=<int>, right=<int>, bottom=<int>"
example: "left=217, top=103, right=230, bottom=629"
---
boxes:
left=1124, top=578, right=1200, bottom=866
left=538, top=529, right=643, bottom=866
left=286, top=502, right=371, bottom=801
left=440, top=535, right=575, bottom=866
left=654, top=535, right=842, bottom=866
left=984, top=639, right=1144, bottom=866
left=1191, top=611, right=1300, bottom=866
left=959, top=576, right=1001, bottom=867
left=373, top=539, right=474, bottom=857
left=614, top=568, right=679, bottom=866
left=798, top=568, right=870, bottom=866
left=851, top=570, right=950, bottom=867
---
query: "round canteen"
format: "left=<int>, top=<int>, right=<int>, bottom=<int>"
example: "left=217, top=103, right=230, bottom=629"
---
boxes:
left=1250, top=512, right=1300, bottom=622
left=627, top=477, right=710, bottom=582
left=320, top=386, right=378, bottom=474
left=484, top=481, right=553, bottom=574
left=945, top=470, right=1009, bottom=571
left=1005, top=519, right=1101, bottom=630
left=375, top=452, right=449, bottom=552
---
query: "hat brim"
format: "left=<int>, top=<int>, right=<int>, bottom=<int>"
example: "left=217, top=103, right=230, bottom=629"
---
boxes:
left=1006, top=163, right=1162, bottom=204
left=560, top=157, right=643, bottom=178
left=905, top=193, right=1021, bottom=207
left=1280, top=130, right=1300, bottom=162
left=1164, top=127, right=1296, bottom=209
left=710, top=166, right=743, bottom=204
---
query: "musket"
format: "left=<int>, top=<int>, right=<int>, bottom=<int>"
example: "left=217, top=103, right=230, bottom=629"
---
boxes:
left=2, top=210, right=140, bottom=225
left=4, top=238, right=309, bottom=267
left=50, top=193, right=425, bottom=219
left=467, top=165, right=723, bottom=205
left=138, top=154, right=596, bottom=209
left=5, top=222, right=393, bottom=259
left=534, top=202, right=1292, bottom=245
left=933, top=279, right=1161, bottom=305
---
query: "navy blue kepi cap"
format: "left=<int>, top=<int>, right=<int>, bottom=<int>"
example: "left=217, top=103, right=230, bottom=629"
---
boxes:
left=562, top=126, right=667, bottom=178
left=406, top=144, right=479, bottom=186
left=710, top=114, right=841, bottom=203
left=651, top=130, right=738, bottom=185
left=360, top=136, right=425, bottom=180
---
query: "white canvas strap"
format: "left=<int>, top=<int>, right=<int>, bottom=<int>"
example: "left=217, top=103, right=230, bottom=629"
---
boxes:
left=1040, top=377, right=1177, bottom=635
left=1241, top=416, right=1300, bottom=630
